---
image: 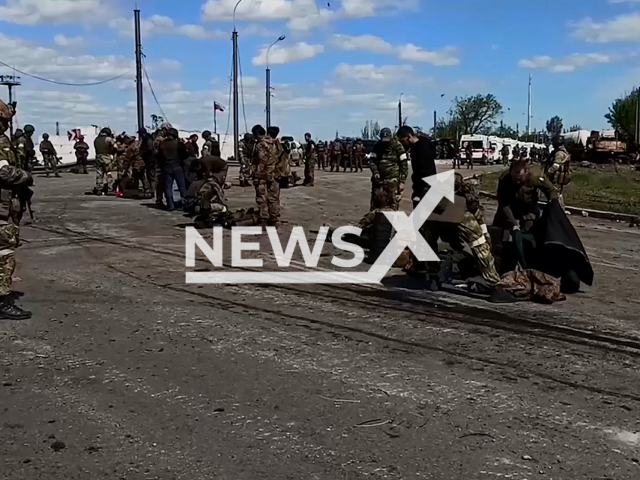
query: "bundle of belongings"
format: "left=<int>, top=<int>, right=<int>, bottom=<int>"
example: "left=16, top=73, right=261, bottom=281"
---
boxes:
left=350, top=164, right=593, bottom=304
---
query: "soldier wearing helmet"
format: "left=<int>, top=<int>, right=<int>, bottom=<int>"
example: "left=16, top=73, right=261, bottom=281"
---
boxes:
left=0, top=100, right=34, bottom=320
left=22, top=124, right=36, bottom=172
left=93, top=127, right=117, bottom=195
left=74, top=134, right=90, bottom=174
left=368, top=127, right=408, bottom=211
left=39, top=133, right=60, bottom=177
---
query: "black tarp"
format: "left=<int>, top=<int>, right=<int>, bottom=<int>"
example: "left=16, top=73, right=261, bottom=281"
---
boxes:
left=531, top=199, right=594, bottom=286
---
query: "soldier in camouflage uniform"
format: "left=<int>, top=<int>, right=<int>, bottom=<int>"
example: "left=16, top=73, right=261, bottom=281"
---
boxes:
left=39, top=133, right=60, bottom=177
left=544, top=137, right=571, bottom=209
left=22, top=124, right=36, bottom=172
left=93, top=127, right=116, bottom=195
left=251, top=125, right=280, bottom=225
left=239, top=133, right=254, bottom=187
left=202, top=130, right=221, bottom=157
left=11, top=129, right=27, bottom=170
left=316, top=141, right=327, bottom=170
left=122, top=135, right=151, bottom=197
left=303, top=133, right=317, bottom=186
left=330, top=140, right=342, bottom=172
left=342, top=139, right=352, bottom=172
left=500, top=144, right=510, bottom=165
left=0, top=100, right=33, bottom=319
left=368, top=127, right=408, bottom=211
left=419, top=173, right=515, bottom=302
left=74, top=135, right=90, bottom=174
left=353, top=140, right=365, bottom=172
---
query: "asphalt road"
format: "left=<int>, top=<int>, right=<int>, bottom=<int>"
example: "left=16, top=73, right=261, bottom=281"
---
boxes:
left=2, top=166, right=640, bottom=480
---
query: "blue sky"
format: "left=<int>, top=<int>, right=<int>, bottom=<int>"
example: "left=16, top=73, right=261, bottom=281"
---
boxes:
left=1, top=0, right=640, bottom=140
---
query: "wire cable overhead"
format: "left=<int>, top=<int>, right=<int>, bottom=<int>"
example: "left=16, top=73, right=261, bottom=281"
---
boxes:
left=0, top=59, right=130, bottom=86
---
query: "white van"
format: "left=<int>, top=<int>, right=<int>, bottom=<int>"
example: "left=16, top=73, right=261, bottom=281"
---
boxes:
left=460, top=134, right=493, bottom=165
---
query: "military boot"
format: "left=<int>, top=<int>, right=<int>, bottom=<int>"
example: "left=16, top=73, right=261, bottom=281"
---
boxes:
left=0, top=301, right=32, bottom=320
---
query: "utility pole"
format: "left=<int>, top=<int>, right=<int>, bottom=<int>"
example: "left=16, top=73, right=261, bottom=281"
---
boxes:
left=433, top=110, right=437, bottom=140
left=635, top=88, right=640, bottom=145
left=398, top=94, right=403, bottom=130
left=265, top=36, right=285, bottom=129
left=134, top=9, right=144, bottom=134
left=0, top=74, right=20, bottom=137
left=232, top=29, right=239, bottom=162
left=526, top=73, right=532, bottom=135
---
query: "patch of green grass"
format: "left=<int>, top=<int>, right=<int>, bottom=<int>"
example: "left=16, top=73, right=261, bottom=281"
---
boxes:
left=480, top=166, right=640, bottom=215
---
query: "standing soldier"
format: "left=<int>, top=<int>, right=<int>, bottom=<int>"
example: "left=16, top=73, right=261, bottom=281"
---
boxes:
left=512, top=144, right=520, bottom=162
left=520, top=146, right=528, bottom=161
left=368, top=127, right=408, bottom=211
left=317, top=141, right=327, bottom=170
left=545, top=137, right=572, bottom=209
left=239, top=133, right=254, bottom=187
left=0, top=100, right=33, bottom=319
left=303, top=133, right=317, bottom=186
left=202, top=130, right=221, bottom=157
left=465, top=142, right=474, bottom=169
left=251, top=125, right=280, bottom=225
left=138, top=128, right=156, bottom=196
left=342, top=139, right=352, bottom=172
left=11, top=129, right=27, bottom=170
left=39, top=133, right=60, bottom=177
left=452, top=143, right=461, bottom=169
left=93, top=127, right=116, bottom=195
left=501, top=144, right=510, bottom=165
left=23, top=124, right=36, bottom=172
left=74, top=135, right=90, bottom=174
left=122, top=135, right=151, bottom=197
left=354, top=140, right=365, bottom=172
left=330, top=140, right=342, bottom=172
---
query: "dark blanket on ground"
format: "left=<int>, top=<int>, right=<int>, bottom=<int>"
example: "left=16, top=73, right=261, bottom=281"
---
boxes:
left=531, top=199, right=594, bottom=286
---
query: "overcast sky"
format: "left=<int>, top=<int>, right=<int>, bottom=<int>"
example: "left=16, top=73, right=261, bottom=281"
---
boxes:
left=1, top=0, right=640, bottom=139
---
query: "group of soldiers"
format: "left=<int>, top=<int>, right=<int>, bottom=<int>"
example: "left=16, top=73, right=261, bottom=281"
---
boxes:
left=316, top=139, right=367, bottom=173
left=499, top=144, right=550, bottom=165
left=8, top=125, right=63, bottom=177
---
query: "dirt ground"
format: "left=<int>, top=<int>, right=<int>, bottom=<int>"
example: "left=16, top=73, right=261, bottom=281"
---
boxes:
left=1, top=165, right=640, bottom=480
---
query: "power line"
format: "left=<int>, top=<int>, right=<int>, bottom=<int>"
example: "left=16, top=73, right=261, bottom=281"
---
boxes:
left=237, top=45, right=249, bottom=133
left=141, top=59, right=168, bottom=123
left=221, top=57, right=234, bottom=152
left=0, top=59, right=129, bottom=86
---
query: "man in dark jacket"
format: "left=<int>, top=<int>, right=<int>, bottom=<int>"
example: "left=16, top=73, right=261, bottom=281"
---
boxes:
left=397, top=126, right=436, bottom=206
left=157, top=128, right=188, bottom=211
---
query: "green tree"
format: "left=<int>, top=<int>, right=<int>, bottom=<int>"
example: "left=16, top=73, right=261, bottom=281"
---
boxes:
left=434, top=116, right=461, bottom=140
left=492, top=121, right=518, bottom=139
left=568, top=125, right=582, bottom=132
left=360, top=120, right=381, bottom=140
left=605, top=88, right=639, bottom=138
left=545, top=116, right=563, bottom=138
left=452, top=94, right=503, bottom=135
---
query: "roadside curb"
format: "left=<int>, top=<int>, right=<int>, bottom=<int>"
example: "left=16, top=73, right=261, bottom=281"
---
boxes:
left=477, top=190, right=640, bottom=224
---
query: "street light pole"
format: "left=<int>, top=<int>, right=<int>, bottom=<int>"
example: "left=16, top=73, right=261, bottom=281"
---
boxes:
left=266, top=35, right=285, bottom=129
left=398, top=93, right=403, bottom=130
left=232, top=0, right=243, bottom=163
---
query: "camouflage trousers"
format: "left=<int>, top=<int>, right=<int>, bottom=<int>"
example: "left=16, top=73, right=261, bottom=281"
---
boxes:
left=94, top=154, right=115, bottom=189
left=371, top=181, right=401, bottom=211
left=502, top=154, right=510, bottom=165
left=330, top=153, right=340, bottom=172
left=239, top=161, right=251, bottom=187
left=304, top=157, right=316, bottom=186
left=421, top=209, right=501, bottom=288
left=0, top=221, right=20, bottom=297
left=254, top=179, right=280, bottom=221
left=317, top=153, right=326, bottom=170
left=43, top=154, right=58, bottom=175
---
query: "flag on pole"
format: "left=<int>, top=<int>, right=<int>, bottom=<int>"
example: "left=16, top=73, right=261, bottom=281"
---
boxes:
left=214, top=102, right=225, bottom=112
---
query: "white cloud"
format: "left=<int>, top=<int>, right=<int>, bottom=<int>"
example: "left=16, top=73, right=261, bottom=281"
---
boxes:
left=109, top=14, right=226, bottom=40
left=201, top=0, right=415, bottom=31
left=332, top=34, right=460, bottom=66
left=519, top=53, right=616, bottom=73
left=157, top=59, right=182, bottom=71
left=252, top=42, right=324, bottom=65
left=332, top=34, right=394, bottom=54
left=571, top=14, right=640, bottom=43
left=334, top=63, right=414, bottom=83
left=0, top=0, right=109, bottom=25
left=53, top=34, right=84, bottom=48
left=397, top=44, right=459, bottom=66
